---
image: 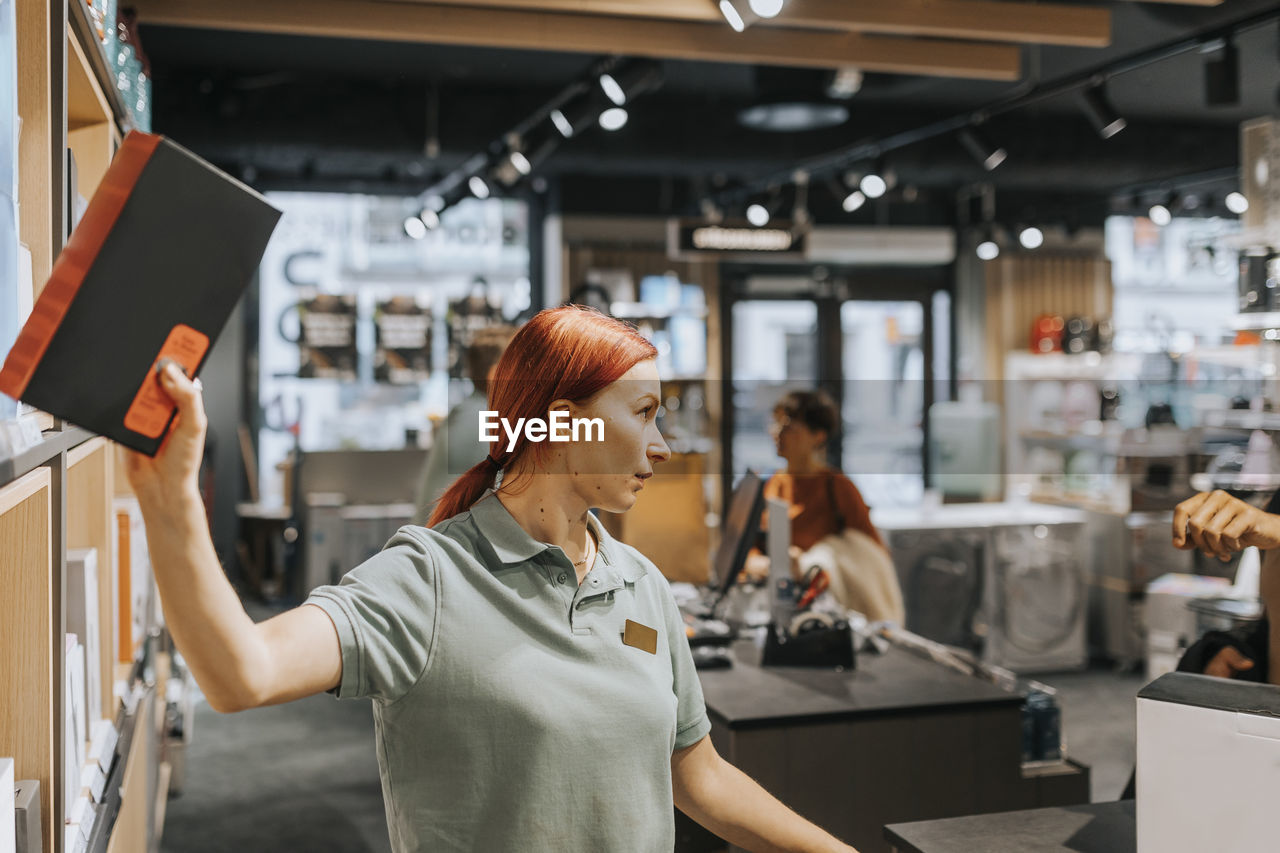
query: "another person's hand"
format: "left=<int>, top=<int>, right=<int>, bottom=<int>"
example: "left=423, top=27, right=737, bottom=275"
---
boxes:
left=122, top=360, right=208, bottom=504
left=1172, top=490, right=1280, bottom=560
left=1204, top=646, right=1256, bottom=680
left=742, top=552, right=770, bottom=583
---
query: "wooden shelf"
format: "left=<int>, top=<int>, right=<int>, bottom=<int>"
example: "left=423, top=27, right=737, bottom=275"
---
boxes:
left=0, top=468, right=54, bottom=853
left=0, top=425, right=96, bottom=489
left=67, top=0, right=133, bottom=131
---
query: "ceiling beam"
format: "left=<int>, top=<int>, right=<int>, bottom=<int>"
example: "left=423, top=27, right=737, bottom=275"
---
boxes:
left=388, top=0, right=1111, bottom=48
left=130, top=0, right=1023, bottom=80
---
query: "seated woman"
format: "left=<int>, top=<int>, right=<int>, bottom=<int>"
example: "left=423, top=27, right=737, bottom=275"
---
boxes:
left=744, top=390, right=903, bottom=623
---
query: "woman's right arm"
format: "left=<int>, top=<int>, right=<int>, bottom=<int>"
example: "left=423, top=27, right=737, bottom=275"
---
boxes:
left=124, top=362, right=342, bottom=712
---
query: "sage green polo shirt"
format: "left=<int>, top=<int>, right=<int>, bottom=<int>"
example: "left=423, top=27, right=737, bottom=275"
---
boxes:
left=304, top=490, right=712, bottom=853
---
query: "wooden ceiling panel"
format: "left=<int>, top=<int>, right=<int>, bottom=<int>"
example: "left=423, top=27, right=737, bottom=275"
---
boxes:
left=130, top=0, right=1025, bottom=80
left=388, top=0, right=1112, bottom=48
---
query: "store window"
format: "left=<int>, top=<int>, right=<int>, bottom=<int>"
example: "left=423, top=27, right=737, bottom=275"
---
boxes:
left=255, top=193, right=531, bottom=505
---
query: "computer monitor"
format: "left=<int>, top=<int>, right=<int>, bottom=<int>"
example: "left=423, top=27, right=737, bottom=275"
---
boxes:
left=708, top=469, right=767, bottom=611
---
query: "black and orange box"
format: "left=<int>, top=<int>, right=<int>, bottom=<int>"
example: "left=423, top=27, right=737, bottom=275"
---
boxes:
left=0, top=131, right=281, bottom=455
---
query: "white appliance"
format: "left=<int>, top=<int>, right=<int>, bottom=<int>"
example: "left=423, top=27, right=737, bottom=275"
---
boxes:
left=873, top=503, right=1088, bottom=672
left=1137, top=672, right=1280, bottom=853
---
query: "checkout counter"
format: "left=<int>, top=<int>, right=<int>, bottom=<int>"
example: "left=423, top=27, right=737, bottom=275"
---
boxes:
left=679, top=639, right=1090, bottom=853
left=884, top=672, right=1280, bottom=853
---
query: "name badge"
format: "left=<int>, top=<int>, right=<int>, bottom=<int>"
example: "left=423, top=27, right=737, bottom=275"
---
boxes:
left=622, top=619, right=658, bottom=655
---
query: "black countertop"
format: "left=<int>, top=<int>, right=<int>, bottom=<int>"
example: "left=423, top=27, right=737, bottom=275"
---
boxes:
left=885, top=800, right=1135, bottom=853
left=698, top=642, right=1023, bottom=729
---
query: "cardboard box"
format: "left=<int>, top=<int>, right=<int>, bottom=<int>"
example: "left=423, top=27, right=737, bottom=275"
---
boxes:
left=14, top=779, right=40, bottom=853
left=1138, top=673, right=1280, bottom=853
left=67, top=548, right=102, bottom=725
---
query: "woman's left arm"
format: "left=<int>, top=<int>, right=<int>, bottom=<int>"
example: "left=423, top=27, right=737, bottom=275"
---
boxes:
left=672, top=736, right=858, bottom=853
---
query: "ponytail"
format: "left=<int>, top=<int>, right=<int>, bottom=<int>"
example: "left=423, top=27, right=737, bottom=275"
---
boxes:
left=427, top=455, right=501, bottom=528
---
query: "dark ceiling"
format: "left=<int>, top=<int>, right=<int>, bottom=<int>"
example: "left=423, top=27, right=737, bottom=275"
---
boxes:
left=140, top=0, right=1280, bottom=228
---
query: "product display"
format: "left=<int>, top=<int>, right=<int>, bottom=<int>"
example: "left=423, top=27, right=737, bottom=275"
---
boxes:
left=292, top=293, right=358, bottom=379
left=13, top=779, right=38, bottom=853
left=67, top=548, right=102, bottom=725
left=0, top=131, right=281, bottom=454
left=373, top=296, right=433, bottom=383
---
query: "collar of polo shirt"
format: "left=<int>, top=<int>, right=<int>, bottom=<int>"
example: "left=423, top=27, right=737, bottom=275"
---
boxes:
left=469, top=490, right=645, bottom=584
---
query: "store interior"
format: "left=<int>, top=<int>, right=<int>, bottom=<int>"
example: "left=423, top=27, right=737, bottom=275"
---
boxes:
left=7, top=1, right=1280, bottom=852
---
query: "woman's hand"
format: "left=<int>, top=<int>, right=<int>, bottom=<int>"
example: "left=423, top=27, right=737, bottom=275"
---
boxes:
left=1172, top=490, right=1280, bottom=560
left=741, top=552, right=770, bottom=584
left=122, top=360, right=208, bottom=504
left=1204, top=646, right=1256, bottom=680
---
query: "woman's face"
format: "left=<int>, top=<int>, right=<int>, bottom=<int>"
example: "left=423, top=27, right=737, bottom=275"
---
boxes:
left=557, top=358, right=671, bottom=513
left=770, top=412, right=826, bottom=464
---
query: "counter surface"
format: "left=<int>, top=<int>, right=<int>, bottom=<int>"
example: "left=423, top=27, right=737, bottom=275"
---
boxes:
left=885, top=800, right=1135, bottom=853
left=698, top=642, right=1022, bottom=729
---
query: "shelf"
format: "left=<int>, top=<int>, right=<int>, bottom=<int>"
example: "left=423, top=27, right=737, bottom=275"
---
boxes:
left=1198, top=409, right=1280, bottom=431
left=67, top=0, right=133, bottom=132
left=1228, top=312, right=1280, bottom=333
left=609, top=301, right=708, bottom=320
left=0, top=425, right=96, bottom=489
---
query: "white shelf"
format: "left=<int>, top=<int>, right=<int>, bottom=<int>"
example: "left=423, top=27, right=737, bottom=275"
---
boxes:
left=1228, top=313, right=1280, bottom=332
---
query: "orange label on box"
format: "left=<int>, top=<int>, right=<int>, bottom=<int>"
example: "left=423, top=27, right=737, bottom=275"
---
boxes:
left=123, top=324, right=209, bottom=438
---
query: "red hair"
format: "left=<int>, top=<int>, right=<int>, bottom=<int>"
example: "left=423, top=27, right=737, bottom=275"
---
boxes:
left=428, top=305, right=658, bottom=526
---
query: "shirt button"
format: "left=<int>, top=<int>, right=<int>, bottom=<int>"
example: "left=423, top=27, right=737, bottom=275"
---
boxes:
left=557, top=573, right=568, bottom=584
left=590, top=577, right=600, bottom=586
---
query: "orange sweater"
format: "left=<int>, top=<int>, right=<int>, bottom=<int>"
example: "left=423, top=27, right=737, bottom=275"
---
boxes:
left=761, top=469, right=883, bottom=552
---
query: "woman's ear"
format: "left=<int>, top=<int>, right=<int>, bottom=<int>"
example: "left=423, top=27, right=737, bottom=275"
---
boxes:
left=548, top=399, right=574, bottom=418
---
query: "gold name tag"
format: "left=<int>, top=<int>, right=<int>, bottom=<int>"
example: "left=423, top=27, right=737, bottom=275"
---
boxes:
left=622, top=619, right=658, bottom=655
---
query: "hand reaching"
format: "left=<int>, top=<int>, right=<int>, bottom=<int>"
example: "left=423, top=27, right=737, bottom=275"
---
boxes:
left=121, top=360, right=208, bottom=505
left=1204, top=646, right=1255, bottom=680
left=1172, top=490, right=1280, bottom=561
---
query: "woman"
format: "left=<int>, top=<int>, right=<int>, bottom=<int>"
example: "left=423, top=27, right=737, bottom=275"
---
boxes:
left=744, top=391, right=885, bottom=576
left=125, top=305, right=857, bottom=853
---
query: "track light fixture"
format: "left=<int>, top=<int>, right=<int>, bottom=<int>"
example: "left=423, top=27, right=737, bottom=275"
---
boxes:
left=468, top=174, right=492, bottom=200
left=1204, top=36, right=1240, bottom=107
left=1226, top=191, right=1250, bottom=214
left=550, top=96, right=597, bottom=139
left=858, top=162, right=888, bottom=199
left=418, top=208, right=440, bottom=230
left=748, top=0, right=786, bottom=17
left=958, top=126, right=1007, bottom=172
left=1018, top=226, right=1044, bottom=250
left=976, top=230, right=1000, bottom=261
left=1082, top=83, right=1127, bottom=139
left=403, top=216, right=427, bottom=240
left=599, top=107, right=629, bottom=131
left=718, top=0, right=752, bottom=32
left=599, top=60, right=664, bottom=106
left=746, top=202, right=771, bottom=227
left=508, top=150, right=532, bottom=176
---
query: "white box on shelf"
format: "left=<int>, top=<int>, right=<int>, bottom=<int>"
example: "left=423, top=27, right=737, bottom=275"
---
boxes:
left=63, top=638, right=86, bottom=825
left=66, top=548, right=102, bottom=725
left=0, top=757, right=15, bottom=853
left=87, top=719, right=117, bottom=774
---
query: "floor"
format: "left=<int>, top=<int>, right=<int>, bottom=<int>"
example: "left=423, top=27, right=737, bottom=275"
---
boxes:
left=160, top=604, right=1146, bottom=853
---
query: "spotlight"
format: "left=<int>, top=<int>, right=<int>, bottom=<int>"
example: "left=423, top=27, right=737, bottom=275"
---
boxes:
left=404, top=216, right=427, bottom=240
left=549, top=97, right=596, bottom=138
left=423, top=193, right=446, bottom=213
left=418, top=208, right=440, bottom=230
left=598, top=107, right=629, bottom=131
left=1019, top=226, right=1044, bottom=250
left=468, top=175, right=492, bottom=199
left=508, top=150, right=532, bottom=176
left=825, top=67, right=864, bottom=100
left=976, top=237, right=1000, bottom=261
left=1204, top=37, right=1240, bottom=107
left=719, top=0, right=748, bottom=32
left=1082, top=83, right=1127, bottom=139
left=959, top=126, right=1007, bottom=171
left=1148, top=202, right=1171, bottom=226
left=1226, top=191, right=1249, bottom=214
left=746, top=203, right=771, bottom=227
left=748, top=0, right=785, bottom=17
left=599, top=60, right=663, bottom=107
left=842, top=190, right=866, bottom=213
left=860, top=169, right=887, bottom=199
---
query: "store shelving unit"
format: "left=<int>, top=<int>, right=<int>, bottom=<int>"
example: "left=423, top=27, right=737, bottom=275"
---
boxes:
left=3, top=4, right=163, bottom=852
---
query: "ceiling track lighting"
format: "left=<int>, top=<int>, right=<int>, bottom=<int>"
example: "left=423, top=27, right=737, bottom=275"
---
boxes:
left=1226, top=190, right=1250, bottom=214
left=1018, top=225, right=1044, bottom=250
left=859, top=167, right=887, bottom=199
left=958, top=126, right=1007, bottom=172
left=748, top=0, right=786, bottom=18
left=598, top=106, right=629, bottom=131
left=599, top=59, right=664, bottom=107
left=1204, top=36, right=1240, bottom=107
left=976, top=228, right=1000, bottom=261
left=550, top=95, right=598, bottom=139
left=1082, top=83, right=1127, bottom=139
left=468, top=174, right=492, bottom=200
left=718, top=0, right=755, bottom=32
left=418, top=207, right=440, bottom=230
